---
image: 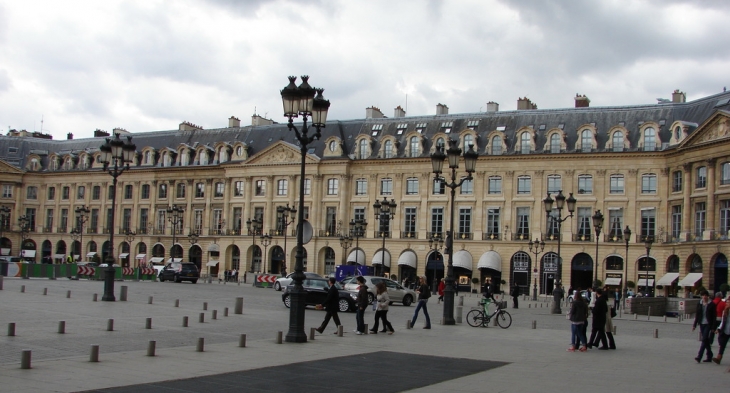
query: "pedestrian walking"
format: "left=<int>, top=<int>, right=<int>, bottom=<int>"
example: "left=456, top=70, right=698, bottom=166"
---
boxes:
left=354, top=276, right=368, bottom=335
left=511, top=285, right=520, bottom=309
left=370, top=282, right=394, bottom=334
left=713, top=292, right=726, bottom=332
left=410, top=276, right=431, bottom=329
left=316, top=277, right=342, bottom=334
left=567, top=287, right=588, bottom=352
left=692, top=290, right=717, bottom=362
left=604, top=291, right=617, bottom=349
left=713, top=294, right=730, bottom=364
left=437, top=278, right=445, bottom=304
left=588, top=288, right=609, bottom=350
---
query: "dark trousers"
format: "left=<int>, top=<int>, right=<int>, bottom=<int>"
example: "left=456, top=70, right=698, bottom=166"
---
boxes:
left=717, top=331, right=730, bottom=356
left=605, top=332, right=616, bottom=349
left=589, top=327, right=608, bottom=348
left=513, top=296, right=519, bottom=309
left=356, top=308, right=365, bottom=333
left=698, top=324, right=714, bottom=359
left=318, top=309, right=341, bottom=331
left=372, top=310, right=394, bottom=332
left=411, top=299, right=431, bottom=327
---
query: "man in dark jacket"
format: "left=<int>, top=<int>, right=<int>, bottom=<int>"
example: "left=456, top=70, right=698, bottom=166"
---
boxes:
left=589, top=288, right=609, bottom=349
left=693, top=290, right=717, bottom=362
left=316, top=277, right=342, bottom=334
left=354, top=276, right=368, bottom=335
left=511, top=285, right=520, bottom=309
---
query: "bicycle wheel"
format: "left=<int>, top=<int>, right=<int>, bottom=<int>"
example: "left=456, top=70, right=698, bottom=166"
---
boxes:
left=496, top=310, right=512, bottom=329
left=466, top=310, right=484, bottom=327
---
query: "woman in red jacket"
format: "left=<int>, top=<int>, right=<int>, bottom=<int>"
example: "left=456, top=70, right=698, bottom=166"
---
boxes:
left=437, top=278, right=446, bottom=304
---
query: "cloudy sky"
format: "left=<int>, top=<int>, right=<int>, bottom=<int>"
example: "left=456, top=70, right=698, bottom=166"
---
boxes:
left=1, top=0, right=728, bottom=140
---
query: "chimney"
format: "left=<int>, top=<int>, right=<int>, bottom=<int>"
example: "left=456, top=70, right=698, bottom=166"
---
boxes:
left=436, top=103, right=449, bottom=115
left=366, top=106, right=384, bottom=119
left=574, top=94, right=590, bottom=108
left=394, top=106, right=406, bottom=118
left=112, top=127, right=129, bottom=135
left=67, top=133, right=73, bottom=140
left=229, top=116, right=241, bottom=128
left=486, top=101, right=499, bottom=113
left=179, top=121, right=203, bottom=132
left=94, top=129, right=110, bottom=138
left=517, top=97, right=537, bottom=110
left=251, top=115, right=274, bottom=126
left=672, top=89, right=686, bottom=103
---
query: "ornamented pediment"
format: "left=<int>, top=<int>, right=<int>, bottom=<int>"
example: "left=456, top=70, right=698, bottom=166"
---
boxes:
left=245, top=141, right=319, bottom=165
left=0, top=159, right=24, bottom=174
left=680, top=110, right=730, bottom=148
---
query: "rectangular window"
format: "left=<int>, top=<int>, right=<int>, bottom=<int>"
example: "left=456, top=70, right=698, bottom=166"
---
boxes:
left=158, top=184, right=167, bottom=199
left=215, top=182, right=224, bottom=198
left=26, top=186, right=37, bottom=200
left=458, top=208, right=472, bottom=236
left=547, top=209, right=559, bottom=237
left=486, top=208, right=500, bottom=237
left=212, top=209, right=223, bottom=234
left=517, top=176, right=531, bottom=194
left=277, top=179, right=287, bottom=196
left=304, top=178, right=311, bottom=195
left=671, top=205, right=682, bottom=239
left=234, top=181, right=244, bottom=197
left=641, top=174, right=657, bottom=194
left=2, top=184, right=12, bottom=198
left=722, top=163, right=730, bottom=185
left=720, top=200, right=730, bottom=236
left=696, top=166, right=707, bottom=188
left=232, top=207, right=242, bottom=234
left=45, top=209, right=54, bottom=232
left=176, top=183, right=186, bottom=198
left=90, top=209, right=99, bottom=233
left=432, top=179, right=445, bottom=195
left=516, top=207, right=530, bottom=239
left=578, top=175, right=593, bottom=194
left=255, top=180, right=265, bottom=196
left=194, top=210, right=203, bottom=233
left=431, top=207, right=443, bottom=235
left=254, top=207, right=264, bottom=222
left=460, top=178, right=473, bottom=195
left=577, top=207, right=592, bottom=239
left=547, top=175, right=561, bottom=194
left=62, top=186, right=70, bottom=200
left=354, top=207, right=365, bottom=224
left=608, top=209, right=624, bottom=239
left=380, top=178, right=393, bottom=195
left=488, top=177, right=502, bottom=194
left=406, top=178, right=419, bottom=195
left=122, top=208, right=132, bottom=231
left=108, top=185, right=114, bottom=200
left=156, top=210, right=166, bottom=233
left=404, top=207, right=417, bottom=236
left=195, top=182, right=205, bottom=198
left=124, top=184, right=133, bottom=199
left=141, top=184, right=150, bottom=199
left=77, top=186, right=85, bottom=199
left=356, top=178, right=367, bottom=195
left=47, top=186, right=56, bottom=200
left=695, top=202, right=706, bottom=237
left=327, top=178, right=338, bottom=195
left=673, top=171, right=683, bottom=192
left=641, top=208, right=656, bottom=240
left=325, top=207, right=337, bottom=235
left=60, top=208, right=68, bottom=232
left=610, top=175, right=624, bottom=194
left=140, top=208, right=149, bottom=234
left=24, top=207, right=36, bottom=231
left=92, top=185, right=101, bottom=200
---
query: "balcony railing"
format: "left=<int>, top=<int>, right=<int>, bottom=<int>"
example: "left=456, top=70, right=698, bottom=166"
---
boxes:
left=604, top=233, right=624, bottom=243
left=455, top=232, right=473, bottom=240
left=43, top=226, right=53, bottom=233
left=573, top=233, right=592, bottom=242
left=543, top=233, right=562, bottom=241
left=482, top=232, right=501, bottom=240
left=400, top=231, right=418, bottom=239
left=57, top=226, right=67, bottom=234
left=87, top=227, right=98, bottom=234
left=513, top=232, right=531, bottom=241
left=426, top=232, right=443, bottom=240
left=318, top=229, right=340, bottom=238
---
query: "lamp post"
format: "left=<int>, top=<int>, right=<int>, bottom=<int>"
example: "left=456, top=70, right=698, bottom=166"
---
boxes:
left=18, top=215, right=31, bottom=241
left=528, top=238, right=545, bottom=301
left=592, top=210, right=604, bottom=289
left=166, top=205, right=185, bottom=265
left=70, top=229, right=80, bottom=263
left=430, top=138, right=478, bottom=325
left=74, top=206, right=90, bottom=262
left=623, top=226, right=631, bottom=309
left=124, top=229, right=136, bottom=267
left=277, top=204, right=296, bottom=275
left=260, top=234, right=271, bottom=273
left=543, top=190, right=576, bottom=314
left=373, top=197, right=397, bottom=278
left=644, top=235, right=654, bottom=297
left=246, top=218, right=262, bottom=272
left=428, top=233, right=444, bottom=292
left=280, top=75, right=330, bottom=342
left=99, top=133, right=136, bottom=301
left=349, top=219, right=367, bottom=266
left=339, top=234, right=352, bottom=266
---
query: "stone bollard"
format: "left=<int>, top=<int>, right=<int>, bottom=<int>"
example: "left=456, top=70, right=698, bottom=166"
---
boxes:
left=145, top=318, right=152, bottom=329
left=8, top=322, right=16, bottom=336
left=663, top=315, right=667, bottom=322
left=147, top=341, right=156, bottom=356
left=90, top=344, right=100, bottom=362
left=107, top=319, right=114, bottom=331
left=175, top=299, right=180, bottom=307
left=239, top=334, right=247, bottom=348
left=456, top=305, right=463, bottom=324
left=66, top=290, right=71, bottom=299
left=529, top=304, right=531, bottom=308
left=654, top=329, right=659, bottom=338
left=148, top=296, right=153, bottom=305
left=407, top=320, right=412, bottom=329
left=613, top=326, right=617, bottom=335
left=93, top=294, right=98, bottom=302
left=43, top=288, right=47, bottom=296
left=364, top=324, right=369, bottom=334
left=309, top=327, right=316, bottom=340
left=337, top=325, right=344, bottom=337
left=0, top=275, right=3, bottom=290
left=532, top=320, right=536, bottom=329
left=21, top=350, right=32, bottom=369
left=212, top=310, right=217, bottom=320
left=199, top=313, right=205, bottom=323
left=634, top=313, right=638, bottom=320
left=196, top=338, right=204, bottom=352
left=647, top=307, right=651, bottom=320
left=234, top=297, right=243, bottom=314
left=276, top=331, right=283, bottom=344
left=183, top=316, right=189, bottom=327
left=58, top=321, right=66, bottom=334
left=21, top=285, right=25, bottom=293
left=459, top=296, right=464, bottom=306
left=224, top=307, right=229, bottom=317
left=120, top=286, right=128, bottom=301
left=203, top=302, right=208, bottom=311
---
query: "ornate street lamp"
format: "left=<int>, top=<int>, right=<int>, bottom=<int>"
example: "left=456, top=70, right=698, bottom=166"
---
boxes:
left=260, top=234, right=272, bottom=273
left=428, top=233, right=444, bottom=292
left=339, top=234, right=352, bottom=266
left=349, top=219, right=367, bottom=265
left=246, top=217, right=262, bottom=272
left=543, top=190, right=576, bottom=314
left=18, top=215, right=31, bottom=241
left=373, top=197, right=397, bottom=278
left=528, top=238, right=545, bottom=301
left=644, top=234, right=654, bottom=297
left=430, top=138, right=478, bottom=325
left=623, top=226, right=631, bottom=309
left=277, top=204, right=296, bottom=275
left=166, top=205, right=185, bottom=264
left=74, top=206, right=90, bottom=262
left=592, top=210, right=604, bottom=289
left=280, top=75, right=330, bottom=342
left=98, top=133, right=136, bottom=301
left=124, top=229, right=136, bottom=268
left=70, top=228, right=80, bottom=262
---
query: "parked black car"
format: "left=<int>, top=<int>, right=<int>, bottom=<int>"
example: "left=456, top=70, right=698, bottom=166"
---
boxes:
left=159, top=262, right=200, bottom=283
left=281, top=278, right=355, bottom=312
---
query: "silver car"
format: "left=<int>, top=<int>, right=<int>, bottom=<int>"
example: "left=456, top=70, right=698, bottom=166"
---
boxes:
left=345, top=276, right=416, bottom=306
left=274, top=272, right=322, bottom=291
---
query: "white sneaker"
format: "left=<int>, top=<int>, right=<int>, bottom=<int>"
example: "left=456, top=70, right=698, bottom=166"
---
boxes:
left=353, top=329, right=359, bottom=334
left=356, top=331, right=363, bottom=335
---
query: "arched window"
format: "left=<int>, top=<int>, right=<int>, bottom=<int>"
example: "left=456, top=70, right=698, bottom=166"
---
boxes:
left=520, top=132, right=530, bottom=154
left=674, top=126, right=681, bottom=141
left=162, top=152, right=170, bottom=167
left=612, top=131, right=624, bottom=152
left=180, top=151, right=189, bottom=166
left=463, top=134, right=474, bottom=150
left=581, top=130, right=592, bottom=152
left=644, top=127, right=656, bottom=151
left=491, top=136, right=502, bottom=155
left=436, top=137, right=445, bottom=149
left=358, top=139, right=369, bottom=159
left=199, top=150, right=208, bottom=165
left=384, top=140, right=393, bottom=158
left=410, top=136, right=420, bottom=157
left=550, top=134, right=561, bottom=153
left=219, top=148, right=228, bottom=163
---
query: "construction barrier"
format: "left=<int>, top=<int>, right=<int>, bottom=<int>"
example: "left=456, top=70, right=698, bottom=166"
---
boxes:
left=254, top=274, right=278, bottom=288
left=0, top=262, right=158, bottom=281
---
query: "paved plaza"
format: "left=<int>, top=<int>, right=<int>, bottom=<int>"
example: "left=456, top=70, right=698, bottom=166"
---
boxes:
left=0, top=276, right=727, bottom=392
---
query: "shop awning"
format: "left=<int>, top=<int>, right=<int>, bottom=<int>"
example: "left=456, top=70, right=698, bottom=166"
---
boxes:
left=347, top=249, right=366, bottom=265
left=135, top=254, right=147, bottom=259
left=208, top=244, right=220, bottom=252
left=604, top=277, right=622, bottom=286
left=453, top=250, right=473, bottom=271
left=53, top=254, right=66, bottom=259
left=1, top=248, right=10, bottom=256
left=118, top=253, right=129, bottom=258
left=21, top=250, right=36, bottom=258
left=87, top=252, right=97, bottom=258
left=206, top=260, right=219, bottom=267
left=477, top=251, right=502, bottom=271
left=149, top=257, right=165, bottom=264
left=397, top=251, right=417, bottom=268
left=637, top=278, right=654, bottom=287
left=167, top=258, right=182, bottom=264
left=678, top=273, right=703, bottom=287
left=372, top=250, right=391, bottom=267
left=656, top=273, right=680, bottom=286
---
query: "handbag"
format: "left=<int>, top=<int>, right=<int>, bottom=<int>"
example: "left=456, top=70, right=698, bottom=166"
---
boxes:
left=566, top=309, right=572, bottom=320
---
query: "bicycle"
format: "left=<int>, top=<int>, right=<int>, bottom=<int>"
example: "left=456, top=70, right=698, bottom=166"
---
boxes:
left=466, top=297, right=512, bottom=328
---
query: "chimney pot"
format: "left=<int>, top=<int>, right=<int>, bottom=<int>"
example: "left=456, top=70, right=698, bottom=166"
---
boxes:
left=574, top=94, right=590, bottom=108
left=436, top=103, right=449, bottom=115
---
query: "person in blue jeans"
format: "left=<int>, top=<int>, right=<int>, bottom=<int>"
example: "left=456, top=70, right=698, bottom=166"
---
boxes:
left=410, top=276, right=431, bottom=329
left=693, top=290, right=717, bottom=362
left=354, top=276, right=368, bottom=335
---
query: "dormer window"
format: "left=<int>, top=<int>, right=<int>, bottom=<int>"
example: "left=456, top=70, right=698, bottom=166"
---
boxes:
left=467, top=120, right=479, bottom=130
left=384, top=140, right=394, bottom=158
left=416, top=123, right=427, bottom=133
left=441, top=121, right=453, bottom=134
left=371, top=124, right=383, bottom=136
left=644, top=127, right=656, bottom=151
left=396, top=123, right=408, bottom=135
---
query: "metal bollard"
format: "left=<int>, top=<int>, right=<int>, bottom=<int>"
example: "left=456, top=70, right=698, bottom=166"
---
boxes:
left=199, top=313, right=205, bottom=323
left=235, top=297, right=243, bottom=314
left=183, top=316, right=189, bottom=327
left=93, top=293, right=98, bottom=302
left=309, top=327, right=316, bottom=340
left=196, top=338, right=204, bottom=352
left=120, top=286, right=128, bottom=301
left=58, top=321, right=66, bottom=334
left=145, top=318, right=152, bottom=329
left=456, top=305, right=463, bottom=324
left=224, top=307, right=229, bottom=317
left=89, top=344, right=100, bottom=362
left=203, top=302, right=208, bottom=311
left=148, top=296, right=153, bottom=304
left=337, top=325, right=344, bottom=337
left=529, top=304, right=531, bottom=308
left=43, top=288, right=47, bottom=296
left=8, top=322, right=16, bottom=336
left=239, top=334, right=246, bottom=347
left=532, top=320, right=536, bottom=329
left=276, top=331, right=283, bottom=344
left=647, top=307, right=651, bottom=320
left=459, top=296, right=464, bottom=306
left=634, top=313, right=638, bottom=320
left=613, top=326, right=617, bottom=335
left=175, top=299, right=180, bottom=307
left=364, top=324, right=369, bottom=334
left=212, top=310, right=217, bottom=320
left=663, top=315, right=667, bottom=322
left=21, top=285, right=25, bottom=293
left=21, top=350, right=32, bottom=369
left=147, top=341, right=156, bottom=356
left=107, top=319, right=114, bottom=331
left=0, top=275, right=3, bottom=290
left=406, top=320, right=412, bottom=329
left=654, top=329, right=659, bottom=338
